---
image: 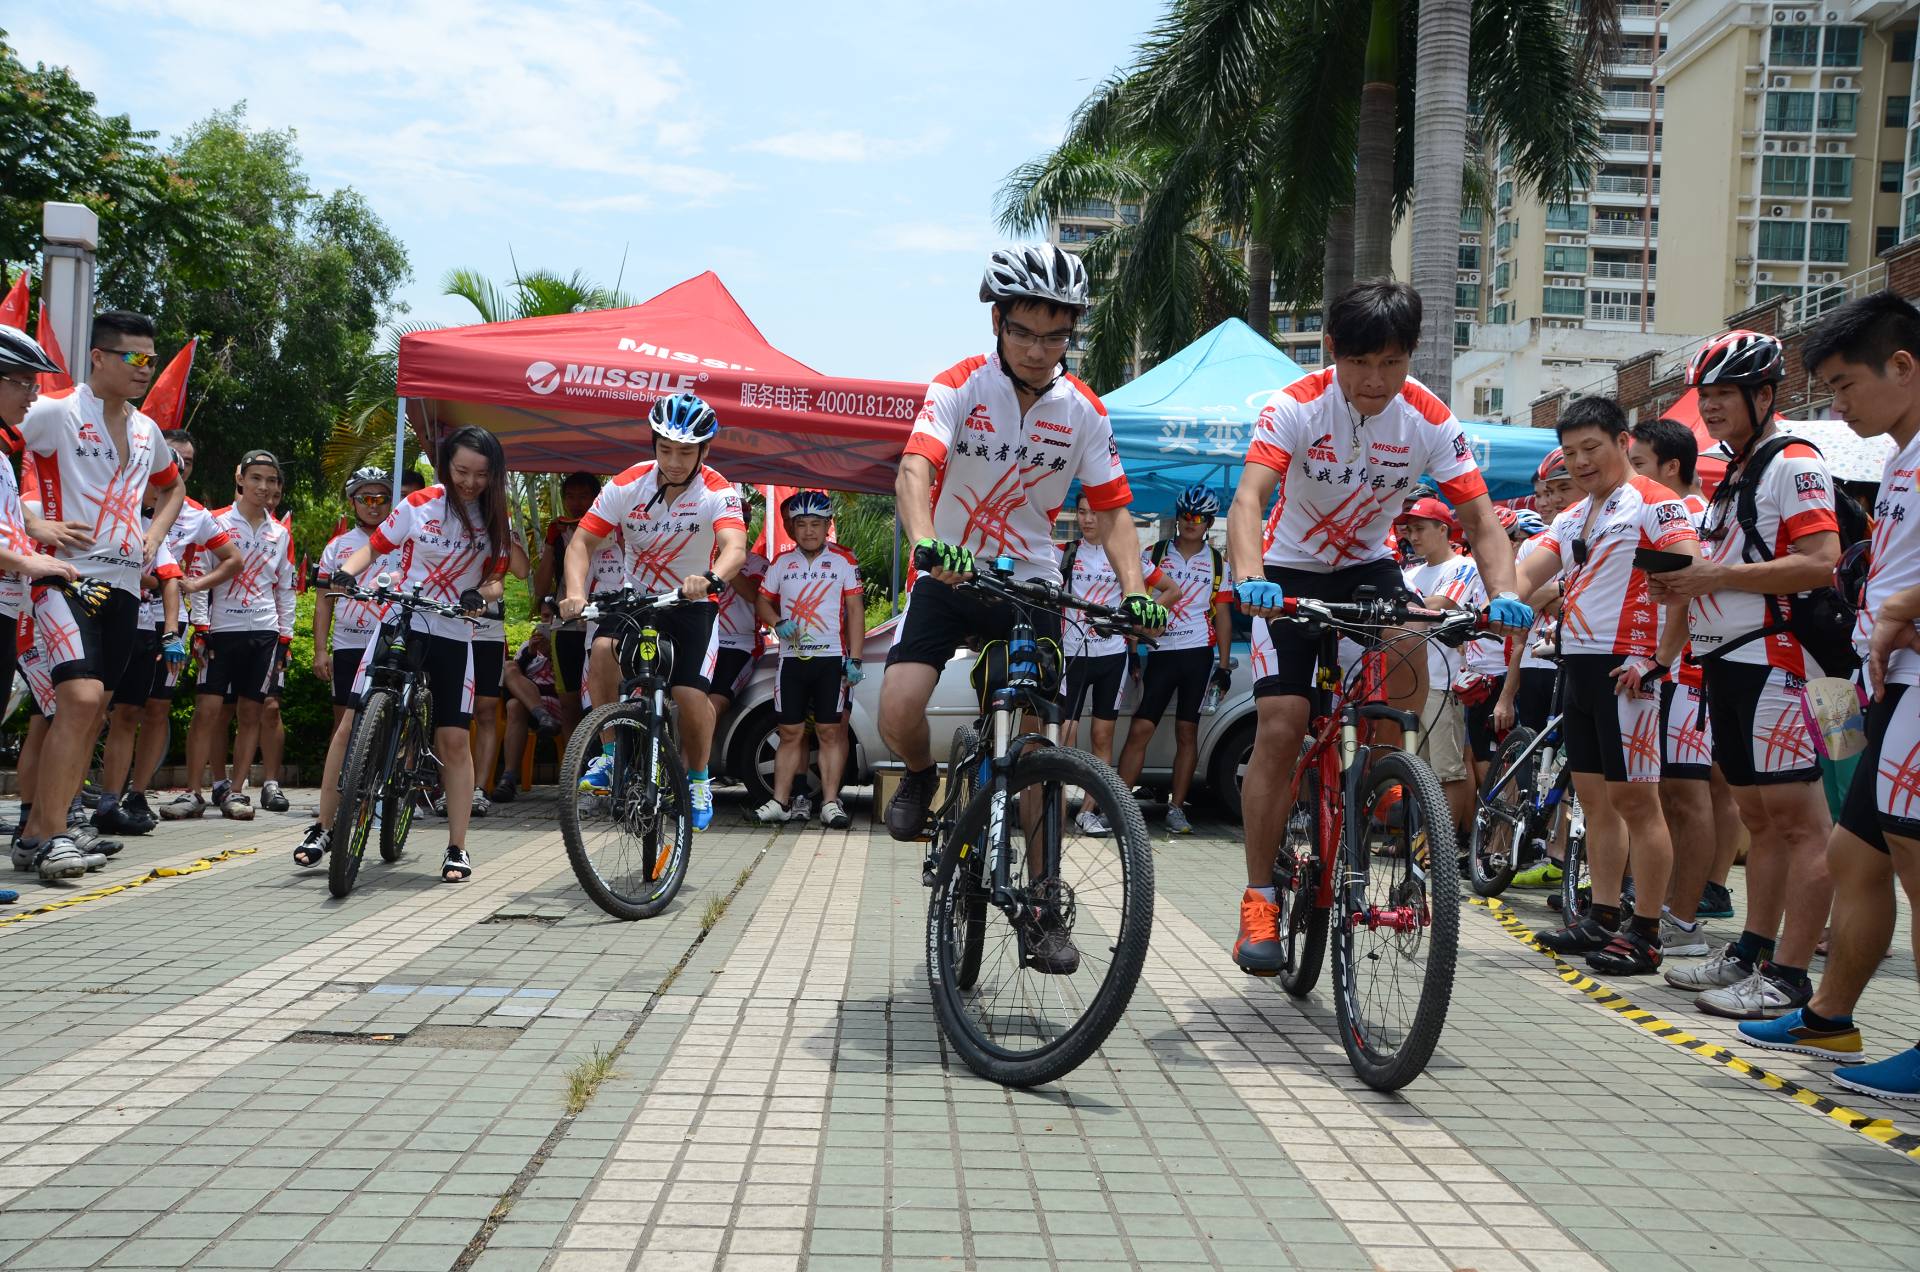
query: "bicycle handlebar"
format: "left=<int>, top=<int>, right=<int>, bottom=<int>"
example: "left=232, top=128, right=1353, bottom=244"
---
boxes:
left=575, top=587, right=707, bottom=624
left=1275, top=595, right=1487, bottom=648
left=328, top=573, right=485, bottom=624
left=913, top=546, right=1154, bottom=641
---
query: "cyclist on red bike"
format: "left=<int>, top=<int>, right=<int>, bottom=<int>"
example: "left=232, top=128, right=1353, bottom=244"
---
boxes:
left=1225, top=280, right=1530, bottom=975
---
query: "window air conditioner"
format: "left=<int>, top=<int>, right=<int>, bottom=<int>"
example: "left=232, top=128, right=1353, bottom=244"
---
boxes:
left=1786, top=140, right=1804, bottom=152
left=1770, top=204, right=1789, bottom=216
left=1814, top=206, right=1832, bottom=219
left=1758, top=270, right=1773, bottom=281
left=1825, top=142, right=1846, bottom=154
left=1832, top=77, right=1852, bottom=90
left=1772, top=76, right=1791, bottom=88
left=1764, top=139, right=1781, bottom=152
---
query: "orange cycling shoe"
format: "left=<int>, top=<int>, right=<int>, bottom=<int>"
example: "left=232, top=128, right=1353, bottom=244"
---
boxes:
left=1234, top=888, right=1285, bottom=975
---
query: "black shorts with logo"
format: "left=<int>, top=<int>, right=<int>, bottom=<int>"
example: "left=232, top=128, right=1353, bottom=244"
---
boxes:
left=198, top=631, right=280, bottom=704
left=775, top=655, right=846, bottom=725
left=886, top=575, right=1063, bottom=670
left=1254, top=558, right=1411, bottom=701
left=1062, top=652, right=1128, bottom=722
left=46, top=587, right=140, bottom=690
left=111, top=629, right=166, bottom=709
left=711, top=647, right=755, bottom=702
left=1136, top=646, right=1213, bottom=725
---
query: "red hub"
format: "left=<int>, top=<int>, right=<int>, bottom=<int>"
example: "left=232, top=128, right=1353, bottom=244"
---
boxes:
left=1351, top=905, right=1425, bottom=933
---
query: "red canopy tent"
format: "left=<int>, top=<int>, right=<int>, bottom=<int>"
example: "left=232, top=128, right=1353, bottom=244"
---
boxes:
left=1657, top=388, right=1730, bottom=494
left=395, top=272, right=922, bottom=493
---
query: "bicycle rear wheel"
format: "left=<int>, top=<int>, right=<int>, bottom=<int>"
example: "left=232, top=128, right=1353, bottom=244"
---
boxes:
left=379, top=693, right=427, bottom=863
left=560, top=701, right=693, bottom=920
left=1332, top=749, right=1460, bottom=1091
left=1469, top=727, right=1536, bottom=898
left=1277, top=765, right=1330, bottom=997
left=926, top=746, right=1153, bottom=1088
left=329, top=688, right=395, bottom=899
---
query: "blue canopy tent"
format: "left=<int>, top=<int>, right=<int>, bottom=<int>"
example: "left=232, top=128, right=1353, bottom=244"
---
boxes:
left=1101, top=318, right=1558, bottom=513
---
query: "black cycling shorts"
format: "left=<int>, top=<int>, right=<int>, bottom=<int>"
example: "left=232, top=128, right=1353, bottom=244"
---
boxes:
left=198, top=631, right=279, bottom=704
left=1062, top=652, right=1128, bottom=722
left=1514, top=666, right=1557, bottom=733
left=554, top=627, right=587, bottom=695
left=1464, top=674, right=1505, bottom=761
left=1702, top=659, right=1821, bottom=787
left=472, top=639, right=506, bottom=700
left=1253, top=558, right=1410, bottom=701
left=331, top=645, right=366, bottom=709
left=111, top=629, right=167, bottom=709
left=711, top=647, right=755, bottom=702
left=775, top=655, right=846, bottom=725
left=1660, top=679, right=1713, bottom=782
left=592, top=602, right=719, bottom=693
left=40, top=586, right=139, bottom=690
left=886, top=575, right=1062, bottom=670
left=1560, top=653, right=1661, bottom=784
left=1839, top=682, right=1906, bottom=853
left=1136, top=646, right=1213, bottom=725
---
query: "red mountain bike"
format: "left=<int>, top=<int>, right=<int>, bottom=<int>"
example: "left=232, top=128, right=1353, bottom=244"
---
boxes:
left=1263, top=588, right=1479, bottom=1090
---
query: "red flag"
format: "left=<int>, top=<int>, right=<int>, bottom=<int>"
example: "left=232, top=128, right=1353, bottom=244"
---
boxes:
left=0, top=272, right=27, bottom=331
left=142, top=338, right=197, bottom=430
left=34, top=303, right=72, bottom=395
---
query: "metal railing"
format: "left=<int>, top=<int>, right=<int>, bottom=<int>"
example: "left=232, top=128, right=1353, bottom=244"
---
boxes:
left=1782, top=261, right=1887, bottom=329
left=1599, top=133, right=1660, bottom=153
left=1602, top=90, right=1657, bottom=110
left=1592, top=218, right=1657, bottom=238
left=1589, top=302, right=1655, bottom=323
left=1590, top=260, right=1656, bottom=280
left=1618, top=2, right=1665, bottom=17
left=1612, top=47, right=1657, bottom=66
left=1592, top=174, right=1661, bottom=196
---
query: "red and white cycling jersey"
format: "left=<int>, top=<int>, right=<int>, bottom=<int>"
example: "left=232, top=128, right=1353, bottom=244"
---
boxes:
left=368, top=485, right=509, bottom=639
left=20, top=386, right=179, bottom=595
left=1513, top=534, right=1558, bottom=672
left=1860, top=429, right=1920, bottom=688
left=474, top=526, right=526, bottom=643
left=1690, top=440, right=1839, bottom=676
left=1246, top=369, right=1488, bottom=573
left=1144, top=541, right=1228, bottom=653
left=319, top=525, right=403, bottom=650
left=717, top=550, right=769, bottom=653
left=201, top=506, right=296, bottom=638
left=579, top=462, right=745, bottom=597
left=763, top=545, right=862, bottom=659
left=0, top=452, right=37, bottom=620
left=1064, top=539, right=1128, bottom=658
left=1538, top=476, right=1697, bottom=658
left=903, top=352, right=1131, bottom=583
left=1404, top=554, right=1485, bottom=688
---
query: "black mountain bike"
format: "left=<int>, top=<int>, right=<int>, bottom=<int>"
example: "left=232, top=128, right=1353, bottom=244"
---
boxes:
left=327, top=577, right=481, bottom=900
left=557, top=588, right=697, bottom=920
left=1468, top=705, right=1586, bottom=905
left=916, top=553, right=1155, bottom=1088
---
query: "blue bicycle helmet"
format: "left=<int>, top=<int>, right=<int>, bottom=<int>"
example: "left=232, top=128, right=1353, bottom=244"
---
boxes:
left=1173, top=483, right=1220, bottom=519
left=781, top=489, right=832, bottom=521
left=1510, top=508, right=1547, bottom=538
left=648, top=392, right=719, bottom=445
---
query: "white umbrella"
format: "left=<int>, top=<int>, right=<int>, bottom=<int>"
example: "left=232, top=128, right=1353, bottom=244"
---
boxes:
left=1778, top=418, right=1895, bottom=482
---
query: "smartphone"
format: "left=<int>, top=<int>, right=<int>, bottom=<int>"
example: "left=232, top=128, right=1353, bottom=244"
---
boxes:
left=1634, top=547, right=1693, bottom=574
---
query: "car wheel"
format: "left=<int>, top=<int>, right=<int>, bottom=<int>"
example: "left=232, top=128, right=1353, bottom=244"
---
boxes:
left=730, top=706, right=824, bottom=809
left=1207, top=719, right=1258, bottom=824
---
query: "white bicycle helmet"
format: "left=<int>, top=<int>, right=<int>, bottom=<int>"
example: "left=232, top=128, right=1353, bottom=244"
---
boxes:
left=781, top=489, right=832, bottom=521
left=648, top=392, right=719, bottom=445
left=979, top=246, right=1090, bottom=310
left=344, top=466, right=391, bottom=500
left=0, top=326, right=60, bottom=376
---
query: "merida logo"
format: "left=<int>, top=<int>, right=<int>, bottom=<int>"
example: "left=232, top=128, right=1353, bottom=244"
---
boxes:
left=527, top=362, right=562, bottom=395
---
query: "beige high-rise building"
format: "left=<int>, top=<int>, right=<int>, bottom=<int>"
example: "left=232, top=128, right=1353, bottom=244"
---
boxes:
left=1660, top=0, right=1919, bottom=334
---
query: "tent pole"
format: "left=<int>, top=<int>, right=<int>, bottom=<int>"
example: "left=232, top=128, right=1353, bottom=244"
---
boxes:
left=891, top=514, right=902, bottom=614
left=392, top=396, right=408, bottom=491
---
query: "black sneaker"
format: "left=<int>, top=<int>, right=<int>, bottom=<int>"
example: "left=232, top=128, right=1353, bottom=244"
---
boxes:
left=1023, top=911, right=1081, bottom=975
left=122, top=792, right=159, bottom=833
left=1586, top=928, right=1662, bottom=975
left=885, top=767, right=940, bottom=842
left=92, top=802, right=151, bottom=837
left=1537, top=915, right=1616, bottom=955
left=1699, top=880, right=1735, bottom=920
left=490, top=776, right=519, bottom=804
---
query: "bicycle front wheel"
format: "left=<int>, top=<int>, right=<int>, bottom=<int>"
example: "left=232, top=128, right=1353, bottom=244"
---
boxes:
left=379, top=692, right=427, bottom=863
left=926, top=746, right=1153, bottom=1088
left=1277, top=764, right=1330, bottom=998
left=560, top=701, right=693, bottom=920
left=1332, top=749, right=1460, bottom=1091
left=1469, top=727, right=1536, bottom=898
left=329, top=688, right=396, bottom=899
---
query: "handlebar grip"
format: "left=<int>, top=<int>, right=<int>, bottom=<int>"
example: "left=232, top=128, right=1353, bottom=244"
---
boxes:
left=911, top=544, right=939, bottom=572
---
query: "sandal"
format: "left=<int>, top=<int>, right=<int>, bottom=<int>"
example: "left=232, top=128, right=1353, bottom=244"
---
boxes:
left=293, top=823, right=329, bottom=868
left=442, top=846, right=472, bottom=883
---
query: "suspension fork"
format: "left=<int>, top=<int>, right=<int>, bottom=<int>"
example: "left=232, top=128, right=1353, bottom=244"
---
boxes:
left=986, top=704, right=1017, bottom=911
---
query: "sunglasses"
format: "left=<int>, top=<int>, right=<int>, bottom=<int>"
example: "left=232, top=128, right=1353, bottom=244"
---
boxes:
left=102, top=349, right=156, bottom=368
left=353, top=492, right=391, bottom=507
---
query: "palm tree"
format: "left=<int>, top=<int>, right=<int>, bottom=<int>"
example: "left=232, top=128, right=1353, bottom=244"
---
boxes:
left=997, top=0, right=1618, bottom=386
left=1409, top=0, right=1474, bottom=397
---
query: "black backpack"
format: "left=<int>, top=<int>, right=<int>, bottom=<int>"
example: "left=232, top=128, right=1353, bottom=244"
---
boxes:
left=1698, top=433, right=1869, bottom=676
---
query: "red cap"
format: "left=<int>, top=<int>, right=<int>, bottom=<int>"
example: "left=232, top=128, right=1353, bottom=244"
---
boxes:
left=1396, top=497, right=1459, bottom=532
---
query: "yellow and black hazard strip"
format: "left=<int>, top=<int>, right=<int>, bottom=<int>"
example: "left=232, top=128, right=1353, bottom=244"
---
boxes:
left=1469, top=895, right=1920, bottom=1162
left=0, top=847, right=258, bottom=929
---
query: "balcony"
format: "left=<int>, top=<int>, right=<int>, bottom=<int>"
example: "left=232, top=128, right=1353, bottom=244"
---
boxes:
left=1599, top=133, right=1661, bottom=161
left=1590, top=260, right=1655, bottom=281
left=1610, top=47, right=1657, bottom=75
left=1590, top=218, right=1658, bottom=246
left=1601, top=89, right=1661, bottom=117
left=1589, top=301, right=1655, bottom=325
left=1590, top=174, right=1661, bottom=205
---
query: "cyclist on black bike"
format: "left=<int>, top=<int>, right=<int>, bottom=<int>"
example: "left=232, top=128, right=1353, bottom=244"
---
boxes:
left=557, top=392, right=747, bottom=833
left=1225, top=280, right=1531, bottom=976
left=878, top=245, right=1168, bottom=845
left=332, top=427, right=511, bottom=884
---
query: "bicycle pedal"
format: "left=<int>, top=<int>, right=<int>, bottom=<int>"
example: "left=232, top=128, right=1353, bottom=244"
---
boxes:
left=1238, top=965, right=1279, bottom=978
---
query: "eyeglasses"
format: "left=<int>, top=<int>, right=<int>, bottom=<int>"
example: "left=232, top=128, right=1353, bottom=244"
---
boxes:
left=1002, top=321, right=1073, bottom=353
left=353, top=492, right=391, bottom=507
left=102, top=350, right=156, bottom=368
left=0, top=375, right=36, bottom=395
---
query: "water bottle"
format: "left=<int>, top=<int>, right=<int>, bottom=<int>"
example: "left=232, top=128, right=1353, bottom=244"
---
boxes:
left=1201, top=682, right=1223, bottom=716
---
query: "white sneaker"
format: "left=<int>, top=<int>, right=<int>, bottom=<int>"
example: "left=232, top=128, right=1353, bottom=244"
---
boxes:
left=791, top=795, right=813, bottom=822
left=753, top=799, right=795, bottom=825
left=820, top=800, right=851, bottom=829
left=1165, top=805, right=1193, bottom=835
left=1695, top=968, right=1809, bottom=1021
left=1659, top=913, right=1711, bottom=959
left=1075, top=809, right=1111, bottom=835
left=1664, top=946, right=1749, bottom=992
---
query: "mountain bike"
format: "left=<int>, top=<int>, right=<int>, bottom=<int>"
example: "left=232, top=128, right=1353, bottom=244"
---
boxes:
left=327, top=576, right=481, bottom=900
left=1262, top=589, right=1479, bottom=1091
left=557, top=588, right=698, bottom=920
left=1468, top=706, right=1587, bottom=901
left=915, top=553, right=1155, bottom=1088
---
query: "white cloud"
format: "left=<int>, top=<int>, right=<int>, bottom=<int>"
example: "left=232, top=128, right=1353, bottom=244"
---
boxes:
left=875, top=222, right=996, bottom=254
left=739, top=127, right=945, bottom=163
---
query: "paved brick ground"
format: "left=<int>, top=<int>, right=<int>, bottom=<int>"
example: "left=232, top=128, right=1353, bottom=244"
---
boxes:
left=0, top=787, right=1916, bottom=1271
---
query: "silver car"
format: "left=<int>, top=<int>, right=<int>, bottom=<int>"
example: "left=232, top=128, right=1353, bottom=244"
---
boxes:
left=714, top=617, right=1264, bottom=821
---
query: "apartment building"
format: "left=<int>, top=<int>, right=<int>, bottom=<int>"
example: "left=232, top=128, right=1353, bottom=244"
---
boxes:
left=1660, top=0, right=1919, bottom=334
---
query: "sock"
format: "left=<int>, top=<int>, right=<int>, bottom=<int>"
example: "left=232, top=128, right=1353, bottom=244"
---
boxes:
left=97, top=791, right=118, bottom=814
left=1660, top=906, right=1698, bottom=932
left=689, top=770, right=708, bottom=785
left=1629, top=913, right=1660, bottom=943
left=1764, top=961, right=1811, bottom=992
left=601, top=742, right=615, bottom=759
left=1251, top=885, right=1277, bottom=902
left=1728, top=929, right=1773, bottom=969
left=1590, top=903, right=1621, bottom=930
left=1801, top=1006, right=1853, bottom=1031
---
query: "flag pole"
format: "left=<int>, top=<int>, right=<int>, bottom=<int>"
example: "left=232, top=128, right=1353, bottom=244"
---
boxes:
left=392, top=396, right=408, bottom=493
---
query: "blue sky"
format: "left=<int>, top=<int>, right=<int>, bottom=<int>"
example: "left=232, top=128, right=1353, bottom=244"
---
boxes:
left=18, top=0, right=1165, bottom=383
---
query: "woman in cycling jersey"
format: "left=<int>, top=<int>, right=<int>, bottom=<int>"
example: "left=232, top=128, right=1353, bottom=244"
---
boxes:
left=334, top=427, right=510, bottom=883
